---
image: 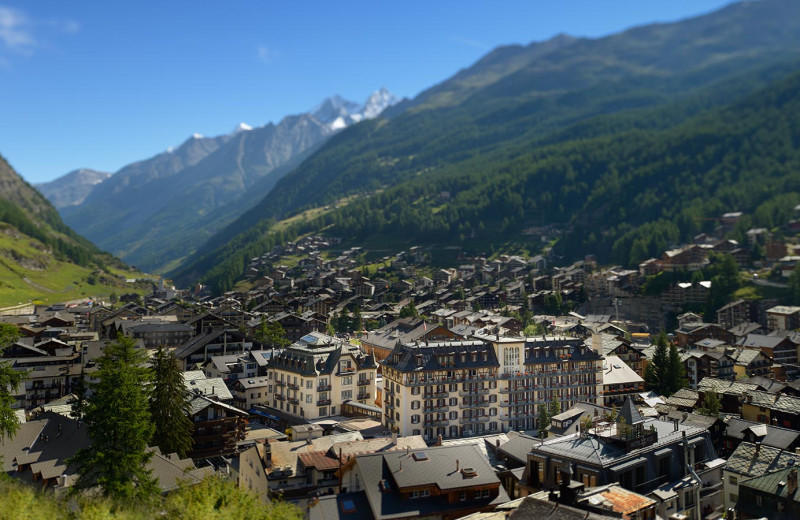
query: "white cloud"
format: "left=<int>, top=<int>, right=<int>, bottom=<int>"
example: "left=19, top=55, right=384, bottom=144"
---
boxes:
left=0, top=6, right=35, bottom=51
left=0, top=5, right=80, bottom=58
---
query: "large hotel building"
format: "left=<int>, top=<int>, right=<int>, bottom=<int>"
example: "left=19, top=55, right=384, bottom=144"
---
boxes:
left=381, top=334, right=604, bottom=439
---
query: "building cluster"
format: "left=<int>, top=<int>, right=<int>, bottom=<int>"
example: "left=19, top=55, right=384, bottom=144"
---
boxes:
left=1, top=207, right=800, bottom=518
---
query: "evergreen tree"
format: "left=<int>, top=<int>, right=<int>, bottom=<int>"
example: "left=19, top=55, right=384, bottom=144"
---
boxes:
left=69, top=334, right=157, bottom=501
left=548, top=395, right=561, bottom=419
left=789, top=265, right=800, bottom=306
left=666, top=342, right=688, bottom=395
left=70, top=368, right=88, bottom=425
left=150, top=346, right=194, bottom=458
left=353, top=306, right=363, bottom=333
left=651, top=331, right=670, bottom=395
left=643, top=361, right=659, bottom=393
left=538, top=404, right=549, bottom=438
left=0, top=324, right=26, bottom=440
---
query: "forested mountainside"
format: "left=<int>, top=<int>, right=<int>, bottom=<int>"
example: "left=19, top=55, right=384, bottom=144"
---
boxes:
left=176, top=61, right=800, bottom=293
left=172, top=0, right=800, bottom=293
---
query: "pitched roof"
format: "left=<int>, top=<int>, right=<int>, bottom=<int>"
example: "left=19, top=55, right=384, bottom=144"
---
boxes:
left=725, top=442, right=800, bottom=477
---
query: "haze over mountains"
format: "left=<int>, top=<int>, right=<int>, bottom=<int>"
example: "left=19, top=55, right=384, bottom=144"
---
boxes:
left=47, top=88, right=399, bottom=272
left=15, top=0, right=800, bottom=296
left=171, top=0, right=800, bottom=292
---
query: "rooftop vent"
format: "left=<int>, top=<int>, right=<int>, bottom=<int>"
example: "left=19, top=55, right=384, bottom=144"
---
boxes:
left=461, top=467, right=478, bottom=478
left=412, top=452, right=428, bottom=462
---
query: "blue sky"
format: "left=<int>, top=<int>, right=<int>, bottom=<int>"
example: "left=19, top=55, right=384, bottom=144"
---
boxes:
left=0, top=0, right=734, bottom=184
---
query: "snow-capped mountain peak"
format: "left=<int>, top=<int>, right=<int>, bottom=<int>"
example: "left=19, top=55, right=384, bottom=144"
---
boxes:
left=232, top=122, right=253, bottom=134
left=360, top=87, right=400, bottom=119
left=309, top=88, right=399, bottom=131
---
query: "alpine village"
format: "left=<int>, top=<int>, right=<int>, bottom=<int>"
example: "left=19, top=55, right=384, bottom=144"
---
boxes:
left=4, top=1, right=800, bottom=519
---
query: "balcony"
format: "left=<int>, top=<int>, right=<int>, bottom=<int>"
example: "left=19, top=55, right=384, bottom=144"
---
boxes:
left=287, top=383, right=299, bottom=391
left=317, top=398, right=331, bottom=406
left=274, top=394, right=285, bottom=401
left=357, top=392, right=371, bottom=400
left=357, top=379, right=372, bottom=386
left=423, top=419, right=449, bottom=428
left=460, top=401, right=488, bottom=410
left=459, top=416, right=490, bottom=425
left=423, top=404, right=449, bottom=413
left=385, top=401, right=395, bottom=410
left=459, top=388, right=489, bottom=397
left=317, top=384, right=331, bottom=392
left=338, top=367, right=356, bottom=376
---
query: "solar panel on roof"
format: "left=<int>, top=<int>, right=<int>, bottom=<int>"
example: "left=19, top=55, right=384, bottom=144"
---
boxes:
left=340, top=499, right=356, bottom=513
left=412, top=451, right=428, bottom=461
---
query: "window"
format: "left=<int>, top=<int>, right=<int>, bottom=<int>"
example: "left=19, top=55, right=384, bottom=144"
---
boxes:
left=449, top=383, right=458, bottom=391
left=728, top=475, right=737, bottom=485
left=306, top=395, right=312, bottom=403
left=489, top=422, right=497, bottom=431
left=319, top=407, right=328, bottom=417
left=489, top=380, right=497, bottom=389
left=450, top=411, right=458, bottom=420
left=474, top=491, right=481, bottom=499
left=729, top=493, right=737, bottom=503
left=411, top=401, right=420, bottom=410
left=482, top=489, right=490, bottom=498
left=413, top=429, right=421, bottom=435
left=411, top=387, right=420, bottom=395
left=489, top=394, right=497, bottom=403
left=460, top=492, right=466, bottom=502
left=411, top=414, right=420, bottom=424
left=490, top=408, right=497, bottom=416
left=306, top=380, right=313, bottom=389
left=450, top=397, right=457, bottom=406
left=342, top=376, right=353, bottom=386
left=341, top=390, right=353, bottom=400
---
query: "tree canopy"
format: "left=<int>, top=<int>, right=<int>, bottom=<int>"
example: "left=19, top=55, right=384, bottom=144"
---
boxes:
left=70, top=334, right=156, bottom=501
left=0, top=323, right=26, bottom=441
left=150, top=346, right=194, bottom=458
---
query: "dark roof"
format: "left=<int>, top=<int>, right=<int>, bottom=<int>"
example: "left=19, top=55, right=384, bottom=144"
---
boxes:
left=270, top=333, right=376, bottom=376
left=355, top=444, right=509, bottom=519
left=309, top=492, right=375, bottom=520
left=498, top=433, right=543, bottom=464
left=620, top=397, right=644, bottom=425
left=725, top=418, right=800, bottom=450
left=725, top=442, right=800, bottom=477
left=737, top=466, right=800, bottom=517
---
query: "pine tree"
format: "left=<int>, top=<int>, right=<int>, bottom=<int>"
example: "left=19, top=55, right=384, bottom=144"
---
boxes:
left=70, top=368, right=88, bottom=425
left=549, top=395, right=561, bottom=419
left=69, top=334, right=157, bottom=501
left=150, top=346, right=194, bottom=458
left=666, top=342, right=688, bottom=395
left=643, top=361, right=658, bottom=393
left=651, top=330, right=670, bottom=395
left=0, top=324, right=26, bottom=441
left=538, top=404, right=549, bottom=438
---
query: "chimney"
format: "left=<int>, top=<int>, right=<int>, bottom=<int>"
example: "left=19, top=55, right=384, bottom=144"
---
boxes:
left=788, top=468, right=798, bottom=495
left=456, top=459, right=460, bottom=472
left=437, top=434, right=443, bottom=446
left=591, top=332, right=601, bottom=353
left=755, top=441, right=762, bottom=455
left=392, top=431, right=398, bottom=445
